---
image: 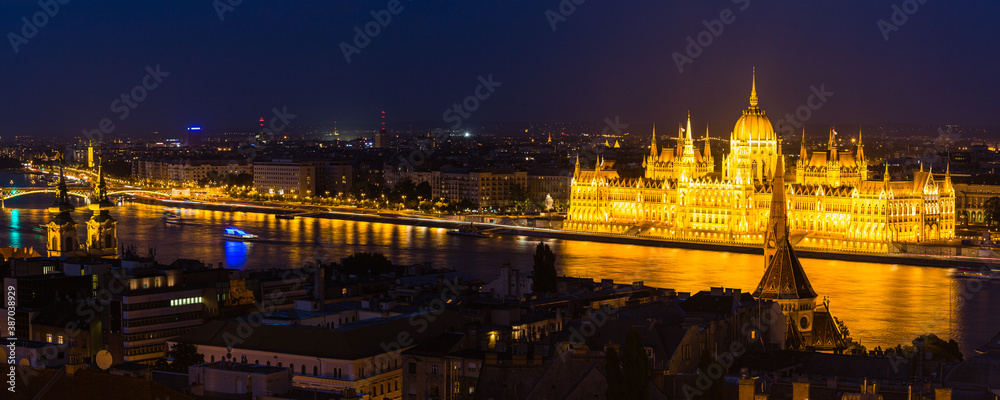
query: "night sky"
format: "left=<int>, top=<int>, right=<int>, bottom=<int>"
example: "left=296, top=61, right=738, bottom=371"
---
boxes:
left=2, top=0, right=999, bottom=138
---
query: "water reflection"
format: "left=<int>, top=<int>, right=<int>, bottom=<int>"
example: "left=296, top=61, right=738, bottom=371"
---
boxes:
left=8, top=209, right=21, bottom=248
left=0, top=191, right=996, bottom=358
left=224, top=240, right=250, bottom=268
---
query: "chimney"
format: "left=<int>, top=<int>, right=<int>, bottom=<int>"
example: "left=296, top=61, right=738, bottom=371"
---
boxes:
left=711, top=287, right=724, bottom=295
left=315, top=266, right=325, bottom=302
left=792, top=377, right=809, bottom=400
left=738, top=368, right=755, bottom=400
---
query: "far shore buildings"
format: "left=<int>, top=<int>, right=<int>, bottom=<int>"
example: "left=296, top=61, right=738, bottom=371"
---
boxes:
left=566, top=72, right=956, bottom=253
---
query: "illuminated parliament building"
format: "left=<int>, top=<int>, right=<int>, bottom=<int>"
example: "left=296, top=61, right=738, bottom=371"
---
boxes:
left=566, top=73, right=956, bottom=253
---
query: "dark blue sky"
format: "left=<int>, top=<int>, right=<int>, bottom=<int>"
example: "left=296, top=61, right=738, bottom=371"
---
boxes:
left=2, top=0, right=999, bottom=138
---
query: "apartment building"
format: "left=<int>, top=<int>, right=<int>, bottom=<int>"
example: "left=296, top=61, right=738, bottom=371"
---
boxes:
left=132, top=159, right=250, bottom=184
left=171, top=311, right=463, bottom=399
left=386, top=168, right=571, bottom=209
left=253, top=161, right=316, bottom=197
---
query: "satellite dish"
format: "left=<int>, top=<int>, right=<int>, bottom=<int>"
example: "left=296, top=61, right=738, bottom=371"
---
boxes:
left=96, top=350, right=113, bottom=370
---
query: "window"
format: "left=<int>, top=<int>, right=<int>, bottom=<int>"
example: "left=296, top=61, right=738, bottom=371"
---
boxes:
left=314, top=366, right=318, bottom=376
left=408, top=362, right=417, bottom=374
left=57, top=335, right=63, bottom=344
left=46, top=334, right=52, bottom=343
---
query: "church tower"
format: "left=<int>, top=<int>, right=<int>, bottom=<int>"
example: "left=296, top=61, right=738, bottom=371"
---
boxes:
left=754, top=149, right=819, bottom=345
left=47, top=163, right=80, bottom=258
left=86, top=154, right=119, bottom=259
left=826, top=128, right=841, bottom=186
left=856, top=128, right=868, bottom=182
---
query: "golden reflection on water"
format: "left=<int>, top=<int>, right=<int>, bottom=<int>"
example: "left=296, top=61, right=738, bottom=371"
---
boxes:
left=1, top=200, right=997, bottom=357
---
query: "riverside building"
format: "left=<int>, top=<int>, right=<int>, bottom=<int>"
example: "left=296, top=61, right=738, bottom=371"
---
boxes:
left=566, top=72, right=955, bottom=252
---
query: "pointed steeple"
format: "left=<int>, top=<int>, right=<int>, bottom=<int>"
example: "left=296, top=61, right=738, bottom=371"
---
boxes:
left=943, top=162, right=953, bottom=193
left=800, top=127, right=808, bottom=162
left=685, top=111, right=693, bottom=140
left=703, top=125, right=711, bottom=160
left=49, top=163, right=74, bottom=216
left=650, top=123, right=658, bottom=158
left=828, top=127, right=838, bottom=161
left=677, top=123, right=684, bottom=157
left=574, top=154, right=581, bottom=178
left=547, top=132, right=551, bottom=144
left=856, top=127, right=865, bottom=162
left=755, top=144, right=818, bottom=300
left=884, top=163, right=891, bottom=183
left=749, top=67, right=759, bottom=107
left=87, top=149, right=119, bottom=259
left=91, top=152, right=114, bottom=210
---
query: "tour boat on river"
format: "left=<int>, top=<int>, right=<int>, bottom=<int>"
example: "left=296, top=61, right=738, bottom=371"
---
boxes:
left=446, top=223, right=493, bottom=238
left=163, top=211, right=182, bottom=224
left=223, top=227, right=258, bottom=241
left=952, top=266, right=1000, bottom=280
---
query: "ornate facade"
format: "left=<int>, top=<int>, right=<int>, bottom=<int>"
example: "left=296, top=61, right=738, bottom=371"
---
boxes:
left=46, top=157, right=120, bottom=259
left=566, top=72, right=955, bottom=252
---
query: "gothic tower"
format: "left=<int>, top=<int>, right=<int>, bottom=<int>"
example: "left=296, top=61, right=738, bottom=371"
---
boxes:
left=86, top=154, right=119, bottom=259
left=826, top=127, right=841, bottom=186
left=754, top=151, right=819, bottom=345
left=47, top=162, right=80, bottom=258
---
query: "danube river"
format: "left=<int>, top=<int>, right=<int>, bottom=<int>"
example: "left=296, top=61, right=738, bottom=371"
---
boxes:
left=1, top=172, right=997, bottom=358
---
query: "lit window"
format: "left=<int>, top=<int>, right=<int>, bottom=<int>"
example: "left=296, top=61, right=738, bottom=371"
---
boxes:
left=46, top=334, right=53, bottom=342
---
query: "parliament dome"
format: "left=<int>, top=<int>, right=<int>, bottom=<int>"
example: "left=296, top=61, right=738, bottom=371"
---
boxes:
left=732, top=70, right=776, bottom=142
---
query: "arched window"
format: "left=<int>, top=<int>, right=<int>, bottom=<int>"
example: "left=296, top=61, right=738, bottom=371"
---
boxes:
left=314, top=366, right=318, bottom=376
left=211, top=355, right=215, bottom=362
left=65, top=236, right=74, bottom=250
left=289, top=363, right=293, bottom=372
left=301, top=365, right=305, bottom=374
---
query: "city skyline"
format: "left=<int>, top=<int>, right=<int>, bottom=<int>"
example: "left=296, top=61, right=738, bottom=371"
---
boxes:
left=2, top=1, right=1000, bottom=138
